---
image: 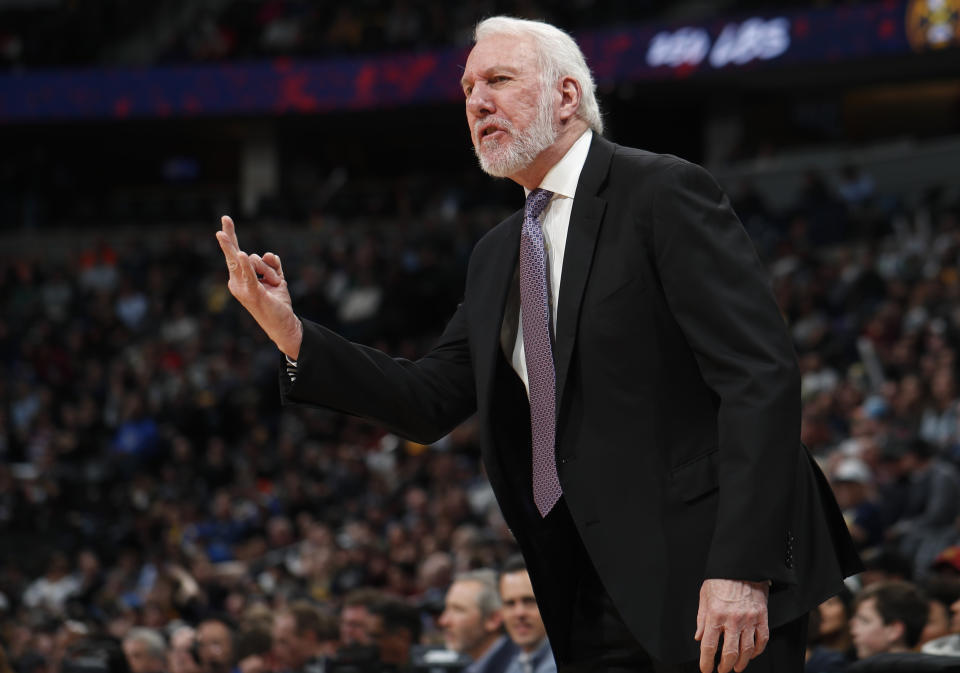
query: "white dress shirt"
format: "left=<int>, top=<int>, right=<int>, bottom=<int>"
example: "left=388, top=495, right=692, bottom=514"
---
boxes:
left=509, top=129, right=593, bottom=395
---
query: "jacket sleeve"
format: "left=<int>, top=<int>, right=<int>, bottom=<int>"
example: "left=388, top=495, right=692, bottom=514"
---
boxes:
left=649, top=159, right=801, bottom=585
left=280, top=301, right=477, bottom=445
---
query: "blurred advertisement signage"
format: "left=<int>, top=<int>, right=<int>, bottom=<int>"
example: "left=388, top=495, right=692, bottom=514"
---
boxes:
left=0, top=0, right=956, bottom=122
left=620, top=2, right=914, bottom=81
left=646, top=17, right=791, bottom=69
left=906, top=0, right=960, bottom=50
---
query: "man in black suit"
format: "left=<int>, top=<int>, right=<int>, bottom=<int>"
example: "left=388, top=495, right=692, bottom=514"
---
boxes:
left=216, top=16, right=860, bottom=673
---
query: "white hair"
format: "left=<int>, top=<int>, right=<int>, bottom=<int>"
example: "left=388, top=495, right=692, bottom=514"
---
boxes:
left=454, top=568, right=502, bottom=618
left=474, top=16, right=604, bottom=135
left=123, top=627, right=168, bottom=660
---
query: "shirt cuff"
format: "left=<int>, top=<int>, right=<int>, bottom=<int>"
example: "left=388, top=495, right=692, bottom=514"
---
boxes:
left=284, top=354, right=298, bottom=382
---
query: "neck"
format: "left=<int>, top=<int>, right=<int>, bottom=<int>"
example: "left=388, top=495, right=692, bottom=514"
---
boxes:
left=522, top=637, right=545, bottom=655
left=510, top=120, right=589, bottom=190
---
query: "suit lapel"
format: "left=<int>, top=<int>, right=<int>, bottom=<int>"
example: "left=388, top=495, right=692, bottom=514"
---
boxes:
left=469, top=210, right=524, bottom=518
left=474, top=210, right=523, bottom=417
left=554, top=135, right=614, bottom=408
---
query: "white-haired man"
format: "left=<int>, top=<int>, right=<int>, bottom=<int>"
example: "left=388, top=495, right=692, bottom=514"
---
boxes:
left=439, top=570, right=518, bottom=673
left=217, top=15, right=860, bottom=673
left=122, top=627, right=168, bottom=673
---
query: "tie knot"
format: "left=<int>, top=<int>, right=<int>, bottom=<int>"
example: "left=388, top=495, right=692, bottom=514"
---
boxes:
left=525, top=188, right=553, bottom=221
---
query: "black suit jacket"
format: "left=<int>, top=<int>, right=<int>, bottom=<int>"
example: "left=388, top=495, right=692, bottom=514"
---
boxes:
left=282, top=134, right=861, bottom=663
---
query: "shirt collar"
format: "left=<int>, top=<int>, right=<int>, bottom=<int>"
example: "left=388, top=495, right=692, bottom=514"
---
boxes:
left=518, top=638, right=550, bottom=665
left=529, top=637, right=550, bottom=662
left=523, top=129, right=593, bottom=200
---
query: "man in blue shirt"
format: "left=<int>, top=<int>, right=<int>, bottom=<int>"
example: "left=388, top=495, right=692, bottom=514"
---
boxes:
left=500, top=556, right=556, bottom=673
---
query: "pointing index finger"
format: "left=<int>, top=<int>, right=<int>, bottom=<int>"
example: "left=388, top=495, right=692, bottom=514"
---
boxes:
left=216, top=216, right=243, bottom=276
left=220, top=215, right=240, bottom=250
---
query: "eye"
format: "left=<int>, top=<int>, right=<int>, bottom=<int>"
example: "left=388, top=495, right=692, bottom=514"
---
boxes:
left=490, top=75, right=510, bottom=85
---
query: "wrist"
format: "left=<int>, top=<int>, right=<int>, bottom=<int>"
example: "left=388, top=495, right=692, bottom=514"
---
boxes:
left=277, top=317, right=303, bottom=360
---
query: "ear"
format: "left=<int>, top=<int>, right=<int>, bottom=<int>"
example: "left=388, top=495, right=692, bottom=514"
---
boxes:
left=558, top=76, right=582, bottom=122
left=886, top=620, right=906, bottom=647
left=483, top=610, right=504, bottom=634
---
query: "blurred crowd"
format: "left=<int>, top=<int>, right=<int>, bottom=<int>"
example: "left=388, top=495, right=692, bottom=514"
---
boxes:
left=0, top=0, right=873, bottom=71
left=3, top=156, right=960, bottom=673
left=0, top=0, right=663, bottom=71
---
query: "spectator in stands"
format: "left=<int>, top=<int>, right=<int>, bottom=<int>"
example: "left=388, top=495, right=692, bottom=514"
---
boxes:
left=858, top=547, right=914, bottom=590
left=21, top=552, right=79, bottom=616
left=922, top=593, right=960, bottom=656
left=885, top=437, right=960, bottom=577
left=922, top=598, right=952, bottom=646
left=498, top=557, right=555, bottom=673
left=122, top=628, right=168, bottom=673
left=196, top=618, right=235, bottom=673
left=850, top=581, right=929, bottom=660
left=340, top=588, right=384, bottom=646
left=920, top=369, right=960, bottom=451
left=830, top=457, right=884, bottom=550
left=806, top=607, right=851, bottom=673
left=273, top=601, right=338, bottom=673
left=235, top=623, right=272, bottom=673
left=167, top=626, right=201, bottom=673
left=438, top=570, right=516, bottom=673
left=807, top=589, right=856, bottom=668
left=365, top=596, right=423, bottom=668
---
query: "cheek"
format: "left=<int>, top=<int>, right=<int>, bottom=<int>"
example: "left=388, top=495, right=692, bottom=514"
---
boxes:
left=820, top=605, right=843, bottom=629
left=858, top=624, right=885, bottom=649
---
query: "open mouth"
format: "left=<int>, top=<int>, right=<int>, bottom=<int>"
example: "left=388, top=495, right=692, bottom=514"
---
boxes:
left=478, top=123, right=507, bottom=142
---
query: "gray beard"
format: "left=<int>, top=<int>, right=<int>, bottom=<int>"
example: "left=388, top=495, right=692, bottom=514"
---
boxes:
left=474, top=95, right=558, bottom=178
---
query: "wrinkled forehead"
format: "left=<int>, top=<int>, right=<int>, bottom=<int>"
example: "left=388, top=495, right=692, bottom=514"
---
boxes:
left=463, top=33, right=540, bottom=82
left=447, top=578, right=485, bottom=606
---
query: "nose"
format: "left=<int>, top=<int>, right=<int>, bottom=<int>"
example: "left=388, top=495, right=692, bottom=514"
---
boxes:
left=466, top=82, right=494, bottom=119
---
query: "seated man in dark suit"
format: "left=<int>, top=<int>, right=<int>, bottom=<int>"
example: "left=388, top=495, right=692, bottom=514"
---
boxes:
left=438, top=570, right=517, bottom=673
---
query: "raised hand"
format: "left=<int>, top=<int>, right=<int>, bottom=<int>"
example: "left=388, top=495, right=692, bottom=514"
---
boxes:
left=215, top=215, right=303, bottom=359
left=695, top=578, right=770, bottom=673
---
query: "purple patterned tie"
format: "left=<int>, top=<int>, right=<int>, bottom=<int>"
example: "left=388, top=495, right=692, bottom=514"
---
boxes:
left=520, top=187, right=562, bottom=518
